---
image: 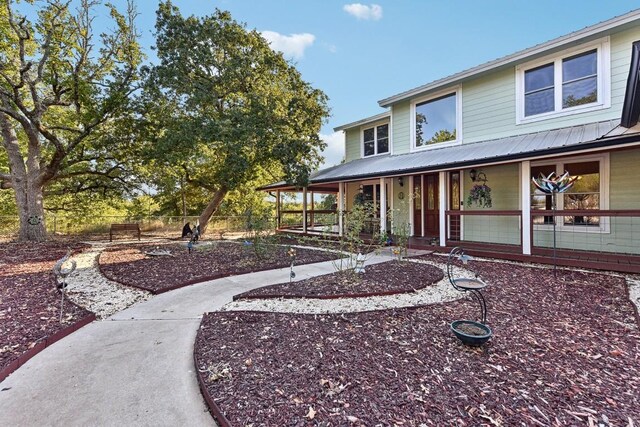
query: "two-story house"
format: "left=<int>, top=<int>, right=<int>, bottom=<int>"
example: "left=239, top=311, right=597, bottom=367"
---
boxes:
left=264, top=9, right=640, bottom=273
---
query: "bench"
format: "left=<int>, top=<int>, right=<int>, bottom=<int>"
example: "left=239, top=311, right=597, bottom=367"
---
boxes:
left=110, top=223, right=141, bottom=241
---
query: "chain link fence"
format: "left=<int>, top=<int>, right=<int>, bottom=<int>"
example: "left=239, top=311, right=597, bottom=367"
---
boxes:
left=0, top=215, right=277, bottom=239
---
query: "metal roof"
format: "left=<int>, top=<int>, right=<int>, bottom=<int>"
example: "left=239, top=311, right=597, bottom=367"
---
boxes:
left=260, top=120, right=640, bottom=190
left=308, top=120, right=635, bottom=184
left=378, top=9, right=640, bottom=107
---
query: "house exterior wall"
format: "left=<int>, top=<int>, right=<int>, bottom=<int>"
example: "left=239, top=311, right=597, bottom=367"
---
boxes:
left=462, top=163, right=521, bottom=245
left=344, top=26, right=640, bottom=158
left=391, top=177, right=411, bottom=234
left=533, top=147, right=640, bottom=255
left=463, top=28, right=638, bottom=143
left=391, top=101, right=411, bottom=154
left=344, top=128, right=361, bottom=163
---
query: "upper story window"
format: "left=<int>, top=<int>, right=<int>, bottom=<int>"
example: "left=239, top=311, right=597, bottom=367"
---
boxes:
left=517, top=38, right=610, bottom=124
left=411, top=87, right=461, bottom=150
left=362, top=123, right=389, bottom=157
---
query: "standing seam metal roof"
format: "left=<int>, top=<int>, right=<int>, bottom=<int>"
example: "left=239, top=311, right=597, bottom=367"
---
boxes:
left=260, top=120, right=640, bottom=190
left=307, top=120, right=625, bottom=183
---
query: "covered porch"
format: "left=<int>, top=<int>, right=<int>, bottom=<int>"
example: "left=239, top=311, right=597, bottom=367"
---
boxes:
left=264, top=122, right=640, bottom=273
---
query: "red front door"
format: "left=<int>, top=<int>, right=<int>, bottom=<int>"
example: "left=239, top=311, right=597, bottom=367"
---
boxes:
left=424, top=173, right=439, bottom=238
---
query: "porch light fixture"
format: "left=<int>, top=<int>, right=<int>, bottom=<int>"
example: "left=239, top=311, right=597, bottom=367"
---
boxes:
left=398, top=176, right=404, bottom=187
left=469, top=169, right=478, bottom=182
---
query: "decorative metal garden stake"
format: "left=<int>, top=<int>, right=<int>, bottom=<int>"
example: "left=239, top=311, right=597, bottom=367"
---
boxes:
left=53, top=250, right=77, bottom=323
left=354, top=253, right=366, bottom=274
left=532, top=171, right=579, bottom=277
left=288, top=247, right=297, bottom=282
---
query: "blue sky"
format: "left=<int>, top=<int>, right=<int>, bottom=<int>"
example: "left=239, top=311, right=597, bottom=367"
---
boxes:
left=96, top=1, right=638, bottom=167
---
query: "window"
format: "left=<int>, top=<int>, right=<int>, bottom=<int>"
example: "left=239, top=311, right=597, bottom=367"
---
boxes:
left=362, top=123, right=389, bottom=157
left=517, top=39, right=610, bottom=123
left=562, top=161, right=600, bottom=226
left=414, top=93, right=457, bottom=147
left=530, top=154, right=608, bottom=231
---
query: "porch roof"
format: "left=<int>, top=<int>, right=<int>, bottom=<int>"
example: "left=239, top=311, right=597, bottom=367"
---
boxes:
left=262, top=120, right=640, bottom=190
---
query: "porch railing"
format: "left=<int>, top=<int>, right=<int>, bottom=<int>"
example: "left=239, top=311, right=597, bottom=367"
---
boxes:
left=530, top=209, right=640, bottom=257
left=445, top=210, right=523, bottom=253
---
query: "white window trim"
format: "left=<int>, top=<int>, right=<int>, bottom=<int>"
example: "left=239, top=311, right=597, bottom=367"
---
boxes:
left=361, top=120, right=391, bottom=158
left=516, top=37, right=611, bottom=125
left=530, top=153, right=610, bottom=234
left=410, top=85, right=462, bottom=152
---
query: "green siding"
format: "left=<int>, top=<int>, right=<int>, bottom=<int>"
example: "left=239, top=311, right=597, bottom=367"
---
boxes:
left=344, top=128, right=360, bottom=162
left=532, top=150, right=640, bottom=255
left=462, top=164, right=521, bottom=245
left=390, top=178, right=411, bottom=233
left=462, top=28, right=639, bottom=142
left=392, top=101, right=411, bottom=155
left=610, top=149, right=640, bottom=209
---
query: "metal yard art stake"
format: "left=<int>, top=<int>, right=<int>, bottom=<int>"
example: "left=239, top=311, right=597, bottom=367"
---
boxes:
left=53, top=250, right=77, bottom=323
left=288, top=247, right=297, bottom=282
left=532, top=171, right=579, bottom=277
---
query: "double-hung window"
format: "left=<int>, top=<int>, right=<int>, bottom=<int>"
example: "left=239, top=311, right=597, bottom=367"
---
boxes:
left=363, top=123, right=389, bottom=157
left=530, top=154, right=609, bottom=232
left=517, top=39, right=610, bottom=123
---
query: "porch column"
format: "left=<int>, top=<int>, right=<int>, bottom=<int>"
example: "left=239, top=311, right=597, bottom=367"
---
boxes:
left=276, top=190, right=281, bottom=229
left=302, top=187, right=308, bottom=233
left=521, top=161, right=532, bottom=255
left=379, top=177, right=387, bottom=234
left=338, top=182, right=344, bottom=237
left=439, top=171, right=447, bottom=247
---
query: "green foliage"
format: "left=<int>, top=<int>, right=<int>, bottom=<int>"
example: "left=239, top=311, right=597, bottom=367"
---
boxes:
left=0, top=0, right=144, bottom=239
left=243, top=208, right=276, bottom=260
left=139, top=2, right=330, bottom=229
left=332, top=202, right=381, bottom=274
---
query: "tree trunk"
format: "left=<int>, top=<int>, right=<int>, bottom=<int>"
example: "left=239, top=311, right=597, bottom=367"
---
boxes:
left=14, top=179, right=47, bottom=242
left=1, top=113, right=47, bottom=242
left=197, top=187, right=227, bottom=236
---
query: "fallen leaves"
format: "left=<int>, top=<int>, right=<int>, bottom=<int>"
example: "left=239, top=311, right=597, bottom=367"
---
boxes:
left=195, top=255, right=640, bottom=425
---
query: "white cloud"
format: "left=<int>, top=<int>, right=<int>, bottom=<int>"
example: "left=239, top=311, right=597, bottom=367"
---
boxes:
left=261, top=31, right=315, bottom=60
left=319, top=132, right=345, bottom=169
left=343, top=3, right=383, bottom=21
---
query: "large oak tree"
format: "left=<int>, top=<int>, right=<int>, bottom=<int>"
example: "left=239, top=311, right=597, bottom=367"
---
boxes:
left=0, top=0, right=141, bottom=241
left=144, top=1, right=329, bottom=235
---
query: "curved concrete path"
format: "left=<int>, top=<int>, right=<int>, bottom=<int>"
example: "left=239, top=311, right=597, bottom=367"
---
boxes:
left=0, top=254, right=396, bottom=426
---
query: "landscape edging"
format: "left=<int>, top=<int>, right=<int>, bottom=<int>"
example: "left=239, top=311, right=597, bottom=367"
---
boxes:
left=98, top=247, right=345, bottom=295
left=232, top=281, right=441, bottom=301
left=193, top=326, right=233, bottom=427
left=0, top=313, right=96, bottom=383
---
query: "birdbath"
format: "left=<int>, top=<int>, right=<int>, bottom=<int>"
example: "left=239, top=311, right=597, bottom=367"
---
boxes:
left=447, top=247, right=492, bottom=346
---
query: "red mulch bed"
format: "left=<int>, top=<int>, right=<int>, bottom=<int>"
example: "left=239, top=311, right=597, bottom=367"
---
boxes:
left=234, top=261, right=444, bottom=300
left=1, top=241, right=93, bottom=378
left=99, top=242, right=343, bottom=294
left=195, top=259, right=640, bottom=425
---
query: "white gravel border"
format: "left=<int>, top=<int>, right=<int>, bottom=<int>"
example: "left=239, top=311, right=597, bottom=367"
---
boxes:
left=222, top=258, right=473, bottom=314
left=64, top=242, right=151, bottom=319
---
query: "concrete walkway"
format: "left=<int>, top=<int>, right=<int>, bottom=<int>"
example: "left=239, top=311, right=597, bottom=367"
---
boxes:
left=0, top=254, right=395, bottom=426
